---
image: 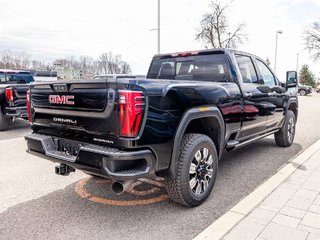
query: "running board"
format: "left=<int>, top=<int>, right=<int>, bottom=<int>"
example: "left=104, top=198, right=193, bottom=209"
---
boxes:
left=234, top=130, right=279, bottom=149
left=226, top=140, right=239, bottom=148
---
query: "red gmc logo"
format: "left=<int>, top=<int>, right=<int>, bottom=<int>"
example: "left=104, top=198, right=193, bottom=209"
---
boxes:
left=48, top=95, right=75, bottom=105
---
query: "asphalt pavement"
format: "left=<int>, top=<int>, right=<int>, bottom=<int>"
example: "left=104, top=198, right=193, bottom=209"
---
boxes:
left=0, top=94, right=320, bottom=240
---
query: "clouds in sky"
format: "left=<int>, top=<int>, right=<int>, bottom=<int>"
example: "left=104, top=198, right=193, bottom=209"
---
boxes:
left=0, top=0, right=319, bottom=77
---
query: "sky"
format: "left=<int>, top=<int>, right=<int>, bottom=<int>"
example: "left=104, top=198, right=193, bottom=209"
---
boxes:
left=0, top=0, right=319, bottom=80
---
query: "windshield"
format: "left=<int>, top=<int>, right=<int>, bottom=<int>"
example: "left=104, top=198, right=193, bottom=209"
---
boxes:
left=147, top=53, right=230, bottom=82
left=0, top=72, right=34, bottom=84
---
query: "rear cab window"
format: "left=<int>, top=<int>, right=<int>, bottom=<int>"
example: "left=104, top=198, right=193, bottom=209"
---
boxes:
left=0, top=72, right=34, bottom=84
left=147, top=53, right=232, bottom=82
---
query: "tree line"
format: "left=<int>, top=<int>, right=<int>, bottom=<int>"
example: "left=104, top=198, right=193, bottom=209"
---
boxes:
left=0, top=50, right=131, bottom=77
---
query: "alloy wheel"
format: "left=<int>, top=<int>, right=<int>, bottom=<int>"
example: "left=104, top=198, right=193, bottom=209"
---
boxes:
left=189, top=147, right=213, bottom=195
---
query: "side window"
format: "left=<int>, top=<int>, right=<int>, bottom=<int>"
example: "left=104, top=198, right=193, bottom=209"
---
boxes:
left=235, top=55, right=258, bottom=83
left=255, top=59, right=276, bottom=87
left=0, top=74, right=6, bottom=83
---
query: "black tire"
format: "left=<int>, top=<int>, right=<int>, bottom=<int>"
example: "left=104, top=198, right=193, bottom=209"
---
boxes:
left=299, top=89, right=306, bottom=96
left=0, top=110, right=10, bottom=131
left=274, top=110, right=296, bottom=147
left=165, top=133, right=218, bottom=207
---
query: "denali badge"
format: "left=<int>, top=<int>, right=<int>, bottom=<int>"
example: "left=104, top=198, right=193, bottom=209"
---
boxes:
left=53, top=117, right=77, bottom=124
left=49, top=95, right=75, bottom=105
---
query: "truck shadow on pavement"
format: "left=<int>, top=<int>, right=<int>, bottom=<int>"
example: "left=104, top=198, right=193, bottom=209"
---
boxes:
left=7, top=119, right=30, bottom=131
left=0, top=139, right=302, bottom=240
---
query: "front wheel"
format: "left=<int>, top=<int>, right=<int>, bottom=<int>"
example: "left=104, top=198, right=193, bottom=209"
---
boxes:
left=165, top=134, right=218, bottom=207
left=0, top=110, right=10, bottom=131
left=274, top=110, right=296, bottom=147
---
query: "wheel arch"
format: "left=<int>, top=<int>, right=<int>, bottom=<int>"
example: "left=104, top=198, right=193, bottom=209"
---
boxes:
left=286, top=98, right=298, bottom=122
left=169, top=106, right=225, bottom=176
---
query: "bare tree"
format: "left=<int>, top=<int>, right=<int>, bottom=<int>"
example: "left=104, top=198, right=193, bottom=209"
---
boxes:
left=0, top=49, right=31, bottom=69
left=195, top=0, right=247, bottom=49
left=304, top=21, right=320, bottom=61
left=79, top=56, right=94, bottom=77
left=92, top=60, right=101, bottom=76
left=0, top=50, right=15, bottom=68
left=32, top=60, right=47, bottom=70
left=119, top=61, right=132, bottom=74
left=98, top=52, right=131, bottom=74
left=0, top=49, right=131, bottom=78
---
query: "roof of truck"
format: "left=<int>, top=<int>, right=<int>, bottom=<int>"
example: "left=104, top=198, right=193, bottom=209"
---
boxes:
left=152, top=48, right=263, bottom=63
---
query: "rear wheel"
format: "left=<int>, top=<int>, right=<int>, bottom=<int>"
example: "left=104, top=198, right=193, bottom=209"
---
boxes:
left=165, top=134, right=218, bottom=207
left=274, top=110, right=296, bottom=147
left=0, top=110, right=10, bottom=131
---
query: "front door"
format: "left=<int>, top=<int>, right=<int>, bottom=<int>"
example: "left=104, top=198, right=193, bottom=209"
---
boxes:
left=235, top=54, right=269, bottom=140
left=253, top=58, right=286, bottom=130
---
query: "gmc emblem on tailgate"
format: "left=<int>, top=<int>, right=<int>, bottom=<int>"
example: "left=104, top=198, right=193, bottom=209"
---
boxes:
left=48, top=95, right=75, bottom=105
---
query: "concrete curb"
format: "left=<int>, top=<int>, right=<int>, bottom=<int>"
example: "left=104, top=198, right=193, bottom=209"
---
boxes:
left=194, top=139, right=320, bottom=240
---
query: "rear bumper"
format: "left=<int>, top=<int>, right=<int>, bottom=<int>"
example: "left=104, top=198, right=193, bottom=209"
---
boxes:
left=25, top=133, right=156, bottom=181
left=5, top=106, right=28, bottom=118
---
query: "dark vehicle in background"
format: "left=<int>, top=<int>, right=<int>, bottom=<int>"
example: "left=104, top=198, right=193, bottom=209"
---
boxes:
left=298, top=83, right=312, bottom=96
left=92, top=74, right=136, bottom=80
left=0, top=70, right=34, bottom=130
left=25, top=49, right=298, bottom=207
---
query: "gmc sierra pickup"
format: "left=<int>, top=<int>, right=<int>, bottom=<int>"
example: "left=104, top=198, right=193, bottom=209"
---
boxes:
left=25, top=49, right=298, bottom=207
left=0, top=70, right=34, bottom=130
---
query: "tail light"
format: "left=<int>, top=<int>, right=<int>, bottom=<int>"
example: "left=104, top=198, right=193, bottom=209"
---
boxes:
left=118, top=90, right=145, bottom=137
left=5, top=88, right=13, bottom=102
left=27, top=90, right=32, bottom=123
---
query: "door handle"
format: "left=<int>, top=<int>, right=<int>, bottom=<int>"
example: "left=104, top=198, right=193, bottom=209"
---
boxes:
left=268, top=91, right=278, bottom=97
left=244, top=92, right=253, bottom=98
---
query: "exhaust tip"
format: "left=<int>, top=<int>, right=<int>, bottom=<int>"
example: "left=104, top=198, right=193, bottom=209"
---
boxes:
left=111, top=181, right=124, bottom=195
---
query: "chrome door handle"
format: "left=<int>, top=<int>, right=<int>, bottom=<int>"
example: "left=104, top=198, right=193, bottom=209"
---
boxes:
left=244, top=92, right=253, bottom=98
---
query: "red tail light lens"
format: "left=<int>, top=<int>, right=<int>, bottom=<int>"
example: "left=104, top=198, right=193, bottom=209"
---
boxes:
left=5, top=88, right=13, bottom=102
left=118, top=90, right=145, bottom=137
left=27, top=90, right=32, bottom=123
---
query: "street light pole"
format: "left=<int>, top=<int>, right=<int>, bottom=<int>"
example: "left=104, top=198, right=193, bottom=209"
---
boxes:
left=274, top=30, right=283, bottom=74
left=296, top=53, right=299, bottom=72
left=157, top=0, right=160, bottom=54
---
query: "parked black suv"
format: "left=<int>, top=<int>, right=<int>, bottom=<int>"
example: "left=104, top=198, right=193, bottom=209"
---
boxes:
left=25, top=49, right=298, bottom=207
left=0, top=70, right=34, bottom=130
left=298, top=83, right=312, bottom=96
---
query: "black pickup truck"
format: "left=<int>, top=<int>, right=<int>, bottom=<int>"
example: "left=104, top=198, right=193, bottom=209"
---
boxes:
left=0, top=70, right=34, bottom=130
left=25, top=49, right=298, bottom=207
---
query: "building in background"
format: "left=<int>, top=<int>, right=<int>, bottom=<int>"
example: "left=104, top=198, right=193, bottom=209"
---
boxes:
left=53, top=63, right=83, bottom=80
left=33, top=70, right=58, bottom=81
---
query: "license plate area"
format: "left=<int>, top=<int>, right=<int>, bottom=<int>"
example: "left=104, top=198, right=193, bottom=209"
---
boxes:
left=54, top=138, right=82, bottom=157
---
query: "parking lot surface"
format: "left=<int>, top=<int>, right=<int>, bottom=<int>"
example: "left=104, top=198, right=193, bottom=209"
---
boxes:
left=1, top=94, right=320, bottom=240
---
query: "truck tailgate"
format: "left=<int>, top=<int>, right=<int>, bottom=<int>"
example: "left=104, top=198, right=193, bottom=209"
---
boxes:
left=30, top=80, right=119, bottom=141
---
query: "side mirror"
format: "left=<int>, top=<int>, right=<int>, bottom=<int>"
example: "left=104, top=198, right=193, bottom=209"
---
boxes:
left=286, top=71, right=297, bottom=88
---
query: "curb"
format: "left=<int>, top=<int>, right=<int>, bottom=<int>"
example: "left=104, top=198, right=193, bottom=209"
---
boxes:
left=193, top=138, right=320, bottom=240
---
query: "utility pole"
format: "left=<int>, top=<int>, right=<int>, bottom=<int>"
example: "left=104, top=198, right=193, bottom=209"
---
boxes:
left=157, top=0, right=160, bottom=54
left=274, top=30, right=283, bottom=74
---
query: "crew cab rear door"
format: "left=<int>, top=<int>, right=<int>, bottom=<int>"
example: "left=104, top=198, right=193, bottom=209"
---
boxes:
left=234, top=54, right=268, bottom=139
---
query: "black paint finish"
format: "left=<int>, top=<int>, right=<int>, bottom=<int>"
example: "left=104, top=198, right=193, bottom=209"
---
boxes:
left=26, top=48, right=298, bottom=179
